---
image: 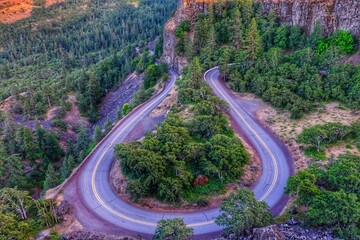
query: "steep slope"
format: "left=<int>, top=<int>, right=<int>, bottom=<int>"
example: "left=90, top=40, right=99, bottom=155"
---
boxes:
left=163, top=0, right=360, bottom=70
left=0, top=0, right=64, bottom=23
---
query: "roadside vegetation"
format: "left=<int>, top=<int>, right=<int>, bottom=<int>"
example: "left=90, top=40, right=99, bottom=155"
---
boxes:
left=285, top=154, right=360, bottom=239
left=123, top=62, right=169, bottom=115
left=172, top=0, right=359, bottom=238
left=116, top=58, right=249, bottom=204
left=0, top=0, right=176, bottom=122
left=176, top=1, right=359, bottom=119
left=0, top=187, right=59, bottom=239
left=153, top=218, right=193, bottom=240
left=298, top=121, right=360, bottom=161
left=0, top=0, right=177, bottom=238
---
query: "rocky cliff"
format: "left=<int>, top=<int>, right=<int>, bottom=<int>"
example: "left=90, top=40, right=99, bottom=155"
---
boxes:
left=261, top=0, right=360, bottom=36
left=162, top=0, right=360, bottom=71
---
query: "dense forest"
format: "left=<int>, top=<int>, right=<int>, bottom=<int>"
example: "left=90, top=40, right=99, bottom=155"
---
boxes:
left=173, top=0, right=359, bottom=238
left=0, top=0, right=359, bottom=238
left=0, top=0, right=177, bottom=188
left=176, top=0, right=359, bottom=118
left=0, top=0, right=177, bottom=238
left=0, top=0, right=177, bottom=121
left=116, top=0, right=360, bottom=236
left=116, top=57, right=249, bottom=204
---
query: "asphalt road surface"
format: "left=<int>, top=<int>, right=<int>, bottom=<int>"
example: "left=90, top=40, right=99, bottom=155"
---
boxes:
left=71, top=67, right=292, bottom=237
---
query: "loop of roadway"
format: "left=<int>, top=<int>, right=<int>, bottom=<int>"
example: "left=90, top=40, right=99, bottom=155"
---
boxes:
left=73, top=67, right=292, bottom=237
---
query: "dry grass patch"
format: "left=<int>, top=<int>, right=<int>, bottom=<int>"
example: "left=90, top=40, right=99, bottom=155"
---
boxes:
left=257, top=101, right=360, bottom=170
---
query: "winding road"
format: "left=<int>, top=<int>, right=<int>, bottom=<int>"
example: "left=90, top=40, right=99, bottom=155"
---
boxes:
left=63, top=67, right=292, bottom=238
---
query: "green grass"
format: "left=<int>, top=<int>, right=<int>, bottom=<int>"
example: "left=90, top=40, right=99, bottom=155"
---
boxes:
left=181, top=179, right=227, bottom=203
left=304, top=147, right=326, bottom=161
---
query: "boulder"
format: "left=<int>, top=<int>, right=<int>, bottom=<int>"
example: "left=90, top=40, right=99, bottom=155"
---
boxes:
left=193, top=175, right=209, bottom=186
left=253, top=224, right=286, bottom=240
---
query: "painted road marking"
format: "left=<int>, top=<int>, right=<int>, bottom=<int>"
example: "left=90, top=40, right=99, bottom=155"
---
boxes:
left=89, top=67, right=280, bottom=229
left=90, top=72, right=215, bottom=227
left=205, top=67, right=278, bottom=201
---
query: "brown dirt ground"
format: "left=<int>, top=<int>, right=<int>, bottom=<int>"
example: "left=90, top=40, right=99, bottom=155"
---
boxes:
left=249, top=94, right=360, bottom=170
left=63, top=95, right=89, bottom=130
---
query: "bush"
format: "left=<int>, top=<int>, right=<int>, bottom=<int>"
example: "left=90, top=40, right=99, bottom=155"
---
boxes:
left=196, top=196, right=209, bottom=206
left=51, top=119, right=68, bottom=132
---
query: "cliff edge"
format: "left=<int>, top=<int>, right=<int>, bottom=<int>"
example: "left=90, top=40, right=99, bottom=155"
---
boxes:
left=163, top=0, right=360, bottom=71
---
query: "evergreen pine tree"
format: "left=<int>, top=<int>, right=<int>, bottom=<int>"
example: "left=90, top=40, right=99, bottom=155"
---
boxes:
left=61, top=155, right=75, bottom=180
left=116, top=106, right=122, bottom=121
left=43, top=164, right=59, bottom=191
left=231, top=8, right=244, bottom=49
left=245, top=18, right=262, bottom=63
left=104, top=117, right=113, bottom=135
left=93, top=126, right=103, bottom=144
left=189, top=57, right=202, bottom=89
left=307, top=21, right=323, bottom=49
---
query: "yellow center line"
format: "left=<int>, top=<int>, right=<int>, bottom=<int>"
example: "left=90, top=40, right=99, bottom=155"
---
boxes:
left=89, top=67, right=279, bottom=230
left=90, top=73, right=215, bottom=227
left=206, top=67, right=279, bottom=201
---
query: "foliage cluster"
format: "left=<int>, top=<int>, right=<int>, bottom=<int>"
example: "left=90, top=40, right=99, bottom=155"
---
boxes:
left=0, top=0, right=177, bottom=122
left=0, top=114, right=101, bottom=194
left=115, top=58, right=249, bottom=203
left=286, top=154, right=360, bottom=239
left=297, top=121, right=360, bottom=160
left=181, top=0, right=359, bottom=119
left=0, top=187, right=59, bottom=239
left=153, top=218, right=193, bottom=240
left=215, top=188, right=273, bottom=238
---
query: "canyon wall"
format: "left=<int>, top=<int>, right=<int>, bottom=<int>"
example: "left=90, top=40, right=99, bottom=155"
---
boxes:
left=163, top=0, right=360, bottom=71
left=260, top=0, right=360, bottom=36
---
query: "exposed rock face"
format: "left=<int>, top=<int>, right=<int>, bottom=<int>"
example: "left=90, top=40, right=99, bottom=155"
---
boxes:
left=181, top=0, right=360, bottom=36
left=253, top=224, right=286, bottom=240
left=162, top=0, right=359, bottom=71
left=261, top=0, right=360, bottom=36
left=162, top=1, right=188, bottom=72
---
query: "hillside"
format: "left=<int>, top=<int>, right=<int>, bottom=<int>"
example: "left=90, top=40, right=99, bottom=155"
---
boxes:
left=0, top=0, right=64, bottom=23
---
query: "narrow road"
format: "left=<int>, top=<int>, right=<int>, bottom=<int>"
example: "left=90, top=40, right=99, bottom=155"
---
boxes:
left=63, top=68, right=292, bottom=238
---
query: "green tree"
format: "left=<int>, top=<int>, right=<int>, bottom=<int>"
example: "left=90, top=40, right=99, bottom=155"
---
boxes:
left=104, top=117, right=113, bottom=135
left=76, top=125, right=90, bottom=156
left=116, top=105, right=123, bottom=121
left=0, top=212, right=32, bottom=240
left=289, top=25, right=305, bottom=50
left=307, top=21, right=323, bottom=49
left=43, top=164, right=60, bottom=192
left=347, top=82, right=360, bottom=113
left=93, top=126, right=103, bottom=144
left=0, top=188, right=31, bottom=220
left=216, top=188, right=273, bottom=237
left=4, top=155, right=28, bottom=189
left=330, top=30, right=355, bottom=54
left=298, top=125, right=329, bottom=152
left=244, top=18, right=262, bottom=63
left=153, top=218, right=194, bottom=240
left=60, top=155, right=76, bottom=180
left=306, top=190, right=360, bottom=239
left=285, top=169, right=320, bottom=204
left=122, top=103, right=130, bottom=116
left=144, top=64, right=161, bottom=89
left=188, top=57, right=202, bottom=89
left=218, top=47, right=233, bottom=81
left=230, top=8, right=243, bottom=49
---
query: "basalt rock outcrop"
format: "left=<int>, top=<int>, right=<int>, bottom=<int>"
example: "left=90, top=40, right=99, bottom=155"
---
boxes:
left=261, top=0, right=360, bottom=36
left=162, top=0, right=360, bottom=71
